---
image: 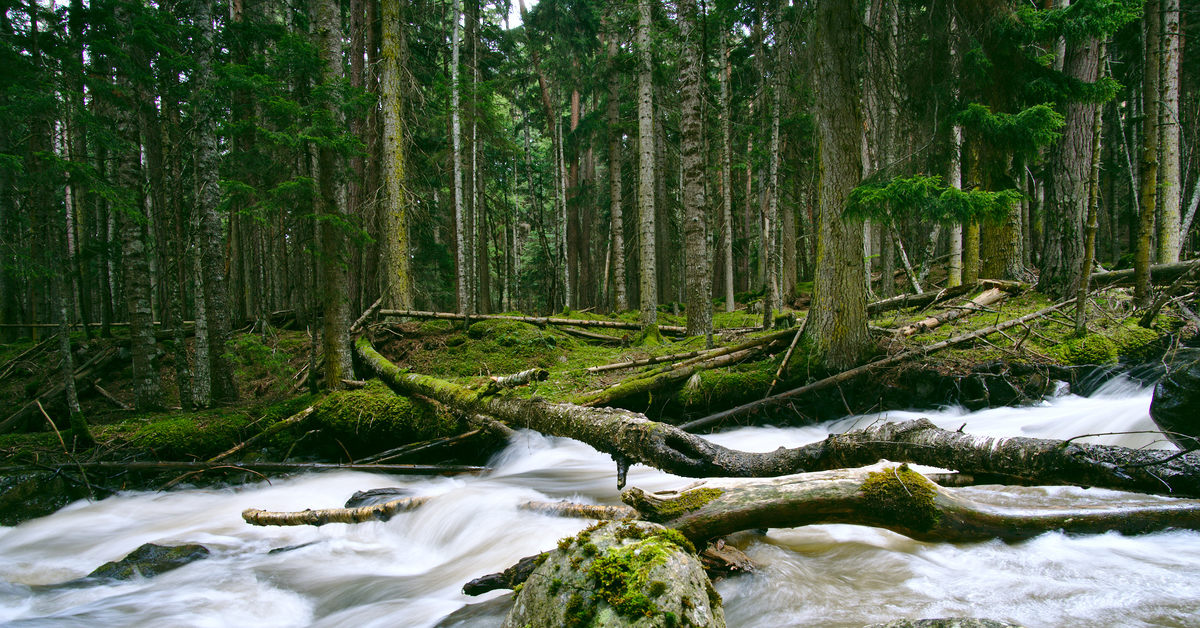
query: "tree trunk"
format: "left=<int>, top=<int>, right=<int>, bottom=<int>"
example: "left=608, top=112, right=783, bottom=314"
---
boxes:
left=317, top=0, right=353, bottom=389
left=605, top=15, right=628, bottom=313
left=380, top=0, right=412, bottom=310
left=1136, top=0, right=1161, bottom=305
left=194, top=0, right=237, bottom=404
left=1039, top=37, right=1101, bottom=298
left=719, top=31, right=735, bottom=313
left=804, top=2, right=870, bottom=370
left=636, top=0, right=658, bottom=326
left=1157, top=0, right=1182, bottom=263
left=680, top=0, right=711, bottom=339
left=762, top=60, right=781, bottom=329
left=1075, top=43, right=1107, bottom=335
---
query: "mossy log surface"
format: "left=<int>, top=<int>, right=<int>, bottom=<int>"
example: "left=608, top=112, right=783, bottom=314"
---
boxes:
left=1089, top=259, right=1199, bottom=287
left=355, top=338, right=1200, bottom=497
left=379, top=309, right=688, bottom=335
left=624, top=462, right=1200, bottom=544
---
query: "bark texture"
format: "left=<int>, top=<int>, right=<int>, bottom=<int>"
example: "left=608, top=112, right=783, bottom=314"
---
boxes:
left=637, top=0, right=658, bottom=326
left=380, top=0, right=412, bottom=310
left=679, top=0, right=711, bottom=339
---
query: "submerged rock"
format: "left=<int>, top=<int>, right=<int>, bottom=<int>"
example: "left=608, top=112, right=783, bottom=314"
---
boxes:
left=86, top=542, right=210, bottom=580
left=503, top=520, right=723, bottom=628
left=1150, top=357, right=1200, bottom=450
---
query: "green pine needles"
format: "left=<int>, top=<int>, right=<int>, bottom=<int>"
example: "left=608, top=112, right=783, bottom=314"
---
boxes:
left=845, top=175, right=1021, bottom=226
left=956, top=103, right=1065, bottom=153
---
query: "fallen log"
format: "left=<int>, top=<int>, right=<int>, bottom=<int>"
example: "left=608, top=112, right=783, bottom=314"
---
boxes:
left=0, top=334, right=58, bottom=382
left=357, top=429, right=483, bottom=464
left=1089, top=259, right=1200, bottom=288
left=894, top=287, right=1007, bottom=337
left=354, top=336, right=1200, bottom=497
left=379, top=309, right=688, bottom=335
left=480, top=368, right=549, bottom=394
left=556, top=326, right=625, bottom=345
left=0, top=346, right=120, bottom=434
left=585, top=348, right=712, bottom=374
left=625, top=462, right=1200, bottom=544
left=681, top=299, right=1075, bottom=431
left=575, top=329, right=794, bottom=407
left=867, top=280, right=1026, bottom=316
left=243, top=495, right=430, bottom=526
left=208, top=406, right=315, bottom=463
left=0, top=461, right=489, bottom=476
left=1138, top=258, right=1200, bottom=327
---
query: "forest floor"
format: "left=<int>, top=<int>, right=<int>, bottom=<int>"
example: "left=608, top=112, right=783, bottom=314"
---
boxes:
left=0, top=283, right=1194, bottom=524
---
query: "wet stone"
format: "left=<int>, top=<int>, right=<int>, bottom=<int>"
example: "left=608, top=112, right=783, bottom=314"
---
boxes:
left=86, top=542, right=210, bottom=580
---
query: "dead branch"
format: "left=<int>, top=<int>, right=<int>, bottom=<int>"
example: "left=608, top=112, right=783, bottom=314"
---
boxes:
left=893, top=287, right=1008, bottom=337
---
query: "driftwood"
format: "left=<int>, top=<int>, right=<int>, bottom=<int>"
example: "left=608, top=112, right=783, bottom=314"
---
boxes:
left=245, top=496, right=634, bottom=528
left=681, top=299, right=1075, bottom=431
left=894, top=287, right=1007, bottom=337
left=1089, top=259, right=1200, bottom=288
left=379, top=309, right=688, bottom=335
left=480, top=368, right=549, bottom=394
left=354, top=336, right=1200, bottom=497
left=625, top=462, right=1200, bottom=544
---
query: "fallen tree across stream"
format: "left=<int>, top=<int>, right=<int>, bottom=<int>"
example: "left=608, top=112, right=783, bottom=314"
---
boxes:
left=353, top=336, right=1200, bottom=498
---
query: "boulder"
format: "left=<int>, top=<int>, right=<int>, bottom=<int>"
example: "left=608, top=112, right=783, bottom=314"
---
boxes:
left=503, top=520, right=723, bottom=628
left=1150, top=357, right=1200, bottom=451
left=87, top=542, right=210, bottom=580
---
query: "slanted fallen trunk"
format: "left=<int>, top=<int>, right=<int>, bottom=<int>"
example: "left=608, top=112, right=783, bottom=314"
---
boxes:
left=379, top=309, right=688, bottom=335
left=867, top=280, right=1026, bottom=316
left=0, top=347, right=120, bottom=434
left=894, top=287, right=1007, bottom=337
left=625, top=462, right=1200, bottom=544
left=1089, top=259, right=1199, bottom=288
left=354, top=337, right=1200, bottom=497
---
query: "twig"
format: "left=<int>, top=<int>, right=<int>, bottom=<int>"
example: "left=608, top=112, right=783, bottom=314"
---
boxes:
left=36, top=400, right=95, bottom=500
left=765, top=328, right=803, bottom=397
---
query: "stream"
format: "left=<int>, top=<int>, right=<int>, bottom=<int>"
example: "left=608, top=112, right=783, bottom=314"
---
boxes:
left=2, top=376, right=1198, bottom=627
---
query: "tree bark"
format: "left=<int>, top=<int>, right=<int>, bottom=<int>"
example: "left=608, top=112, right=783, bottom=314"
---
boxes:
left=605, top=11, right=628, bottom=313
left=380, top=0, right=412, bottom=310
left=1136, top=0, right=1161, bottom=305
left=1157, top=0, right=1182, bottom=263
left=719, top=31, right=735, bottom=313
left=680, top=0, right=711, bottom=339
left=803, top=1, right=870, bottom=370
left=636, top=0, right=658, bottom=326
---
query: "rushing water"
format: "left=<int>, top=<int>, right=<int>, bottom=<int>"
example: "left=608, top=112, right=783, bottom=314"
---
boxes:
left=2, top=376, right=1198, bottom=628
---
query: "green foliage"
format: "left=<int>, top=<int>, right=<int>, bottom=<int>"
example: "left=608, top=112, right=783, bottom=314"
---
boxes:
left=956, top=103, right=1066, bottom=153
left=1011, top=0, right=1143, bottom=43
left=846, top=175, right=1022, bottom=226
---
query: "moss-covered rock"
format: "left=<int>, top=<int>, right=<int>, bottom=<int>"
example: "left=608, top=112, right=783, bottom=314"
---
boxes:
left=87, top=543, right=210, bottom=580
left=632, top=324, right=669, bottom=348
left=1051, top=334, right=1118, bottom=365
left=468, top=319, right=556, bottom=348
left=504, top=520, right=724, bottom=628
left=418, top=319, right=455, bottom=334
left=132, top=411, right=252, bottom=460
left=311, top=380, right=462, bottom=454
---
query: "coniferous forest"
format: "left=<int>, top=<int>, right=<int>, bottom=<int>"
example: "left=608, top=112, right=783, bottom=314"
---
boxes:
left=5, top=1, right=1200, bottom=625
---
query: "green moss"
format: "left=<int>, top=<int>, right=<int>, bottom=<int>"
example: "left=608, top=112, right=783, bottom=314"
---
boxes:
left=585, top=543, right=661, bottom=620
left=645, top=487, right=725, bottom=522
left=132, top=411, right=252, bottom=460
left=418, top=320, right=454, bottom=334
left=1112, top=322, right=1160, bottom=361
left=226, top=331, right=304, bottom=396
left=1051, top=333, right=1118, bottom=365
left=632, top=324, right=669, bottom=347
left=861, top=465, right=940, bottom=532
left=310, top=379, right=461, bottom=454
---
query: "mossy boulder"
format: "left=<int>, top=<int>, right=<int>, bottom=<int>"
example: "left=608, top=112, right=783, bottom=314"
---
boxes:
left=311, top=380, right=462, bottom=454
left=468, top=319, right=556, bottom=348
left=418, top=320, right=455, bottom=334
left=87, top=543, right=210, bottom=580
left=1150, top=357, right=1200, bottom=451
left=504, top=520, right=724, bottom=628
left=1051, top=334, right=1118, bottom=366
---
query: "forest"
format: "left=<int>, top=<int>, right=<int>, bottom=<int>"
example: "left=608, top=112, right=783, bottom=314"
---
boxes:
left=2, top=0, right=1200, bottom=626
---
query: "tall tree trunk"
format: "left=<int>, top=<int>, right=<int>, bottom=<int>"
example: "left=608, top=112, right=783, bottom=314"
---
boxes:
left=636, top=0, right=658, bottom=326
left=380, top=0, right=412, bottom=310
left=451, top=0, right=467, bottom=314
left=114, top=1, right=162, bottom=410
left=719, top=30, right=735, bottom=313
left=194, top=0, right=238, bottom=404
left=317, top=0, right=353, bottom=389
left=1075, top=44, right=1107, bottom=336
left=1157, top=0, right=1182, bottom=262
left=605, top=20, right=628, bottom=313
left=762, top=64, right=781, bottom=329
left=1136, top=0, right=1161, bottom=305
left=804, top=1, right=870, bottom=370
left=679, top=0, right=711, bottom=339
left=1039, top=38, right=1101, bottom=298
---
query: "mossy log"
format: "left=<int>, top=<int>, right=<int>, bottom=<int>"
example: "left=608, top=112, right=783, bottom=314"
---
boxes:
left=894, top=287, right=1007, bottom=337
left=625, top=462, right=1200, bottom=544
left=378, top=309, right=688, bottom=335
left=1089, top=259, right=1200, bottom=288
left=576, top=329, right=794, bottom=407
left=354, top=337, right=1200, bottom=497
